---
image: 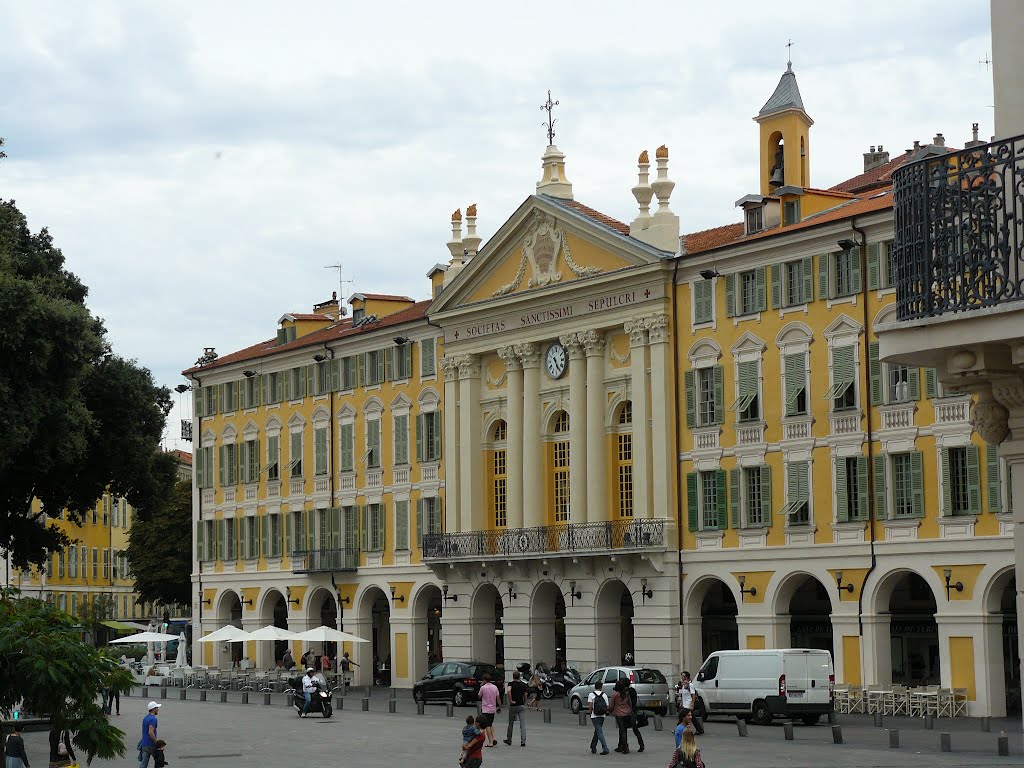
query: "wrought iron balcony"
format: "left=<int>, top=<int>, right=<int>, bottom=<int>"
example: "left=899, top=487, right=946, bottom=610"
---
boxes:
left=421, top=518, right=667, bottom=561
left=292, top=548, right=359, bottom=573
left=894, top=133, right=1024, bottom=320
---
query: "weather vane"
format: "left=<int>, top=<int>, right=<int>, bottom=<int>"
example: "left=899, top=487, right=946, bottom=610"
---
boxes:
left=540, top=90, right=559, bottom=145
left=979, top=53, right=992, bottom=71
left=785, top=38, right=794, bottom=69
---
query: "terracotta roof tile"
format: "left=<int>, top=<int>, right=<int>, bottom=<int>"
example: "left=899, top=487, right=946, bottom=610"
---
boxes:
left=683, top=222, right=745, bottom=254
left=555, top=199, right=631, bottom=235
left=183, top=301, right=430, bottom=375
left=829, top=154, right=912, bottom=194
left=169, top=449, right=193, bottom=465
left=797, top=187, right=857, bottom=199
left=351, top=293, right=414, bottom=302
left=284, top=313, right=334, bottom=321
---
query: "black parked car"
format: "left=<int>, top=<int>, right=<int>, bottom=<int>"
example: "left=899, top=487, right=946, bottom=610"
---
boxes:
left=412, top=661, right=504, bottom=706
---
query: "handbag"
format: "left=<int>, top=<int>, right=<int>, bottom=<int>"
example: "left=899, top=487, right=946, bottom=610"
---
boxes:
left=634, top=712, right=650, bottom=728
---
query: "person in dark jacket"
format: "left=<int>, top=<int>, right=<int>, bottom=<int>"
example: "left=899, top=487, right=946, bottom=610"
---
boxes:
left=6, top=723, right=31, bottom=768
left=48, top=726, right=76, bottom=768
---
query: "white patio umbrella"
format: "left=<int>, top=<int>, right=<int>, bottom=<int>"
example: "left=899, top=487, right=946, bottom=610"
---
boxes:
left=175, top=632, right=188, bottom=668
left=244, top=625, right=298, bottom=641
left=109, top=631, right=181, bottom=644
left=196, top=625, right=251, bottom=643
left=292, top=626, right=368, bottom=644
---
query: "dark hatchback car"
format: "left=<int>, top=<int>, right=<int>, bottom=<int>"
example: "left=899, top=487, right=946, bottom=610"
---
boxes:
left=412, top=661, right=504, bottom=706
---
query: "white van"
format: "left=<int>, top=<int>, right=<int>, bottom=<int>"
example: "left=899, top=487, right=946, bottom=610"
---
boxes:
left=693, top=648, right=833, bottom=726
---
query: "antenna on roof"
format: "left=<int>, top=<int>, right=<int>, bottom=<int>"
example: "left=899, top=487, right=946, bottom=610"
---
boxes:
left=324, top=262, right=356, bottom=303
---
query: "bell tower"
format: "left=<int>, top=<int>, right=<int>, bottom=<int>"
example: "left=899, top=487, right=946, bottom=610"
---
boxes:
left=754, top=60, right=813, bottom=196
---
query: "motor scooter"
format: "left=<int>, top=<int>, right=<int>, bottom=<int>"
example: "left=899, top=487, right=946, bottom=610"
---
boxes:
left=291, top=674, right=333, bottom=718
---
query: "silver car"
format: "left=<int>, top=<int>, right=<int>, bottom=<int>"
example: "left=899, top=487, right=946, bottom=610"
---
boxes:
left=568, top=666, right=670, bottom=715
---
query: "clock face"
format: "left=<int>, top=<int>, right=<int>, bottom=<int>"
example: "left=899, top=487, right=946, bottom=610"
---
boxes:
left=545, top=343, right=568, bottom=379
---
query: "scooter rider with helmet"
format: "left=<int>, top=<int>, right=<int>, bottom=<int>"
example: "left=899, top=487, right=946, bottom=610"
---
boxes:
left=301, top=667, right=317, bottom=717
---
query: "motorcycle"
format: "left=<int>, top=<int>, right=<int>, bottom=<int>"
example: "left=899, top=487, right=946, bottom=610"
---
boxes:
left=542, top=668, right=581, bottom=699
left=291, top=674, right=334, bottom=718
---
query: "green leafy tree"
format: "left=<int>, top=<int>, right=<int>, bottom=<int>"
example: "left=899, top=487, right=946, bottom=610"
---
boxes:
left=126, top=477, right=193, bottom=607
left=0, top=197, right=174, bottom=568
left=0, top=591, right=133, bottom=764
left=77, top=592, right=118, bottom=640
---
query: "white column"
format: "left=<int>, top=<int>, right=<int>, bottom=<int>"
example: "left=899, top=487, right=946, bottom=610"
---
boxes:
left=861, top=613, right=892, bottom=687
left=519, top=344, right=543, bottom=529
left=498, top=346, right=524, bottom=529
left=582, top=330, right=607, bottom=523
left=458, top=355, right=483, bottom=533
left=440, top=356, right=460, bottom=532
left=624, top=319, right=651, bottom=518
left=646, top=315, right=671, bottom=519
left=561, top=333, right=587, bottom=523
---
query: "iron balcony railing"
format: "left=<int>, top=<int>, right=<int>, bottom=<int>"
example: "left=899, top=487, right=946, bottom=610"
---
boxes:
left=292, top=548, right=359, bottom=573
left=421, top=518, right=666, bottom=561
left=893, top=132, right=1024, bottom=321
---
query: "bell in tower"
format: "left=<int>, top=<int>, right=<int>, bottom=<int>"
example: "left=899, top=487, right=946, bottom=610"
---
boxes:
left=755, top=58, right=813, bottom=196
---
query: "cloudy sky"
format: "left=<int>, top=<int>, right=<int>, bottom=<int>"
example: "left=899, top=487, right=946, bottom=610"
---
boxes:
left=0, top=1, right=992, bottom=450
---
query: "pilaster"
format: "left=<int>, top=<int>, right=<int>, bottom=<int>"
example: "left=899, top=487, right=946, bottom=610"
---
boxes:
left=498, top=346, right=525, bottom=529
left=518, top=343, right=543, bottom=529
left=624, top=319, right=651, bottom=518
left=582, top=330, right=607, bottom=523
left=561, top=333, right=587, bottom=524
left=645, top=314, right=671, bottom=519
left=458, top=355, right=483, bottom=533
left=440, top=356, right=461, bottom=532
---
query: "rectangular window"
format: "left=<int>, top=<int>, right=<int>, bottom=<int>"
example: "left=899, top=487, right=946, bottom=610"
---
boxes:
left=395, top=501, right=409, bottom=551
left=784, top=353, right=807, bottom=416
left=69, top=546, right=77, bottom=578
left=243, top=438, right=259, bottom=483
left=220, top=443, right=238, bottom=486
left=731, top=360, right=760, bottom=422
left=204, top=386, right=218, bottom=416
left=289, top=432, right=303, bottom=477
left=339, top=422, right=355, bottom=472
left=341, top=356, right=357, bottom=390
left=92, top=548, right=99, bottom=580
left=740, top=269, right=758, bottom=315
left=289, top=510, right=303, bottom=554
left=697, top=367, right=715, bottom=426
left=314, top=361, right=331, bottom=395
left=745, top=206, right=763, bottom=234
left=553, top=440, right=570, bottom=522
left=416, top=412, right=442, bottom=462
left=197, top=446, right=214, bottom=489
left=826, top=346, right=856, bottom=411
left=222, top=381, right=238, bottom=413
left=270, top=513, right=282, bottom=558
left=892, top=453, right=915, bottom=518
left=883, top=240, right=897, bottom=288
left=390, top=343, right=413, bottom=380
left=785, top=259, right=807, bottom=306
left=744, top=467, right=764, bottom=526
left=782, top=461, right=810, bottom=525
left=367, top=504, right=385, bottom=552
left=693, top=280, right=714, bottom=325
left=367, top=419, right=381, bottom=468
left=58, top=550, right=65, bottom=578
left=314, top=426, right=329, bottom=476
left=835, top=456, right=869, bottom=523
left=493, top=448, right=508, bottom=527
left=246, top=517, right=258, bottom=559
left=783, top=199, right=800, bottom=225
left=943, top=445, right=980, bottom=516
left=394, top=414, right=409, bottom=466
left=617, top=434, right=633, bottom=518
left=420, top=338, right=436, bottom=378
left=834, top=249, right=859, bottom=296
left=267, top=435, right=280, bottom=481
left=92, top=503, right=97, bottom=525
left=224, top=518, right=236, bottom=561
left=364, top=350, right=384, bottom=386
left=888, top=365, right=911, bottom=403
left=700, top=470, right=719, bottom=529
left=243, top=375, right=260, bottom=409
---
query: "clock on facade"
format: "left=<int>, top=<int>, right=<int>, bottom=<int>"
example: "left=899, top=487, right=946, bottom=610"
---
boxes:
left=545, top=342, right=568, bottom=379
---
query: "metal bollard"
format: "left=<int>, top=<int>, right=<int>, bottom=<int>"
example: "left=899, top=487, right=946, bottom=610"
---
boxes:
left=998, top=733, right=1009, bottom=757
left=783, top=721, right=794, bottom=741
left=578, top=712, right=588, bottom=727
left=563, top=696, right=569, bottom=709
left=199, top=689, right=207, bottom=702
left=888, top=729, right=899, bottom=748
left=241, top=692, right=249, bottom=704
left=179, top=689, right=187, bottom=701
left=873, top=712, right=883, bottom=728
left=827, top=711, right=838, bottom=725
left=219, top=690, right=227, bottom=703
left=416, top=701, right=425, bottom=716
left=981, top=716, right=991, bottom=732
left=924, top=713, right=934, bottom=730
left=337, top=697, right=344, bottom=710
left=653, top=715, right=663, bottom=732
left=361, top=698, right=370, bottom=711
left=446, top=701, right=455, bottom=717
left=388, top=700, right=397, bottom=713
left=389, top=687, right=397, bottom=699
left=543, top=708, right=552, bottom=724
left=160, top=688, right=167, bottom=700
left=832, top=725, right=843, bottom=744
left=940, top=732, right=951, bottom=753
left=263, top=693, right=272, bottom=705
left=142, top=686, right=149, bottom=698
left=736, top=719, right=748, bottom=737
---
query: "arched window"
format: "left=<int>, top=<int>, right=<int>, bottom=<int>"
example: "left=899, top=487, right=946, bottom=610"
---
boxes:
left=551, top=411, right=570, bottom=522
left=616, top=402, right=634, bottom=518
left=491, top=420, right=508, bottom=528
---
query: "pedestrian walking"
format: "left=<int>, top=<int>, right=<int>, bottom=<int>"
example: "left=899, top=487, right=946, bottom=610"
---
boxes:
left=5, top=723, right=31, bottom=768
left=526, top=671, right=542, bottom=710
left=460, top=716, right=487, bottom=768
left=48, top=725, right=76, bottom=768
left=282, top=648, right=294, bottom=670
left=137, top=702, right=161, bottom=768
left=339, top=652, right=357, bottom=686
left=587, top=680, right=611, bottom=755
left=674, top=710, right=695, bottom=749
left=459, top=715, right=479, bottom=765
left=610, top=678, right=634, bottom=754
left=625, top=680, right=646, bottom=753
left=478, top=674, right=500, bottom=747
left=503, top=670, right=528, bottom=747
left=674, top=672, right=703, bottom=734
left=671, top=729, right=705, bottom=768
left=152, top=740, right=168, bottom=768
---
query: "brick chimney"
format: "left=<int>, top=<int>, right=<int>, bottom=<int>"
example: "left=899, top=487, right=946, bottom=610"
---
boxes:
left=863, top=144, right=890, bottom=172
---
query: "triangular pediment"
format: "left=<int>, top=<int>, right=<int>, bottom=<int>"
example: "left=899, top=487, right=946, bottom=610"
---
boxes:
left=432, top=195, right=671, bottom=314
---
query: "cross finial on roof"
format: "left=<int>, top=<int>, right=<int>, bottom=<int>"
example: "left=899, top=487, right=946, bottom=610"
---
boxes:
left=979, top=53, right=992, bottom=71
left=540, top=90, right=559, bottom=145
left=785, top=39, right=794, bottom=71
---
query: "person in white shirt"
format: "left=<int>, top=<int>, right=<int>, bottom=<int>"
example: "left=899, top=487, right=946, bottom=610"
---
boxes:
left=301, top=667, right=317, bottom=717
left=675, top=671, right=704, bottom=734
left=587, top=680, right=611, bottom=755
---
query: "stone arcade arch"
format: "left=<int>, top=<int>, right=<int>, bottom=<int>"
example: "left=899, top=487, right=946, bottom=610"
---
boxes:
left=595, top=579, right=634, bottom=667
left=471, top=582, right=504, bottom=666
left=984, top=567, right=1019, bottom=715
left=356, top=585, right=391, bottom=686
left=773, top=572, right=835, bottom=655
left=256, top=588, right=289, bottom=668
left=304, top=587, right=338, bottom=661
left=214, top=591, right=243, bottom=668
left=874, top=570, right=939, bottom=686
left=411, top=583, right=443, bottom=681
left=685, top=577, right=738, bottom=665
left=531, top=581, right=566, bottom=667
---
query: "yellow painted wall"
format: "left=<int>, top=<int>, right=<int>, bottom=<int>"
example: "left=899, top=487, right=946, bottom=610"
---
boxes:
left=758, top=110, right=811, bottom=195
left=931, top=564, right=984, bottom=601
left=842, top=636, right=862, bottom=686
left=394, top=633, right=409, bottom=679
left=949, top=636, right=977, bottom=700
left=746, top=635, right=766, bottom=649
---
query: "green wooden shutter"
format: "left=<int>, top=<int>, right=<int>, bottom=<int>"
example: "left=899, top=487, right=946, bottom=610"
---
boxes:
left=849, top=247, right=862, bottom=293
left=275, top=372, right=284, bottom=403
left=729, top=468, right=741, bottom=528
left=415, top=498, right=424, bottom=547
left=739, top=361, right=758, bottom=399
left=340, top=423, right=354, bottom=471
left=801, top=256, right=813, bottom=303
left=694, top=281, right=712, bottom=324
left=940, top=448, right=951, bottom=515
left=759, top=465, right=771, bottom=525
left=756, top=266, right=767, bottom=312
left=966, top=444, right=982, bottom=515
left=868, top=342, right=882, bottom=405
left=925, top=368, right=938, bottom=399
left=684, top=370, right=696, bottom=428
left=873, top=455, right=887, bottom=519
left=835, top=458, right=849, bottom=523
left=431, top=412, right=442, bottom=460
left=856, top=456, right=869, bottom=521
left=725, top=274, right=736, bottom=317
left=818, top=253, right=829, bottom=299
left=376, top=351, right=385, bottom=385
left=686, top=473, right=698, bottom=532
left=194, top=389, right=205, bottom=417
left=196, top=522, right=205, bottom=561
left=906, top=367, right=921, bottom=401
left=285, top=513, right=293, bottom=555
left=414, top=414, right=425, bottom=463
left=315, top=427, right=328, bottom=474
left=770, top=263, right=782, bottom=309
left=867, top=243, right=880, bottom=290
left=712, top=365, right=724, bottom=425
left=196, top=448, right=206, bottom=488
left=261, top=514, right=269, bottom=557
left=421, top=338, right=436, bottom=377
left=361, top=506, right=369, bottom=553
left=910, top=450, right=925, bottom=518
left=986, top=444, right=1001, bottom=513
left=716, top=469, right=728, bottom=530
left=385, top=347, right=394, bottom=382
left=395, top=414, right=409, bottom=465
left=218, top=446, right=226, bottom=487
left=784, top=353, right=805, bottom=416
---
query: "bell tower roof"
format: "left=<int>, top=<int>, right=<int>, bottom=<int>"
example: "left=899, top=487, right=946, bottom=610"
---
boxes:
left=758, top=62, right=808, bottom=119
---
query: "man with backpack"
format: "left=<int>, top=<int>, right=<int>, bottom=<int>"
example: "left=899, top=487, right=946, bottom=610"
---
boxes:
left=587, top=680, right=611, bottom=755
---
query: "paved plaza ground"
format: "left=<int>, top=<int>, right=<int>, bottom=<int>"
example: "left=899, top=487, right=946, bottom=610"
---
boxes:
left=16, top=687, right=1024, bottom=767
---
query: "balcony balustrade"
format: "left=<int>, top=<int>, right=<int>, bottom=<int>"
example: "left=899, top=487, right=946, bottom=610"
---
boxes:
left=291, top=548, right=359, bottom=573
